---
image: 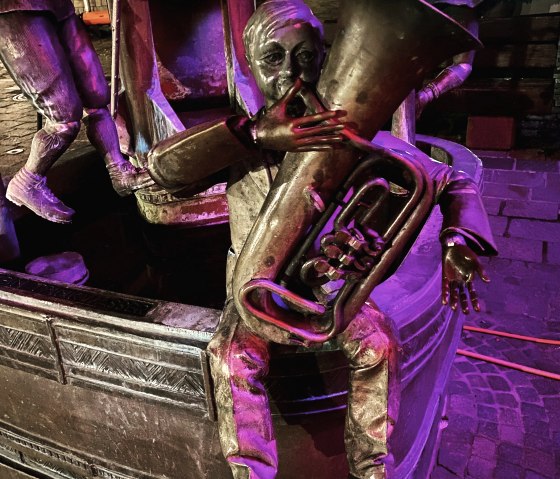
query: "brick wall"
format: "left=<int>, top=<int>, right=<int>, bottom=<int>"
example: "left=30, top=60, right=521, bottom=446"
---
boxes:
left=72, top=0, right=108, bottom=14
left=520, top=34, right=560, bottom=148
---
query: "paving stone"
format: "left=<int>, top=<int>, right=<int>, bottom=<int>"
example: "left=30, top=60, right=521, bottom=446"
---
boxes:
left=510, top=149, right=547, bottom=161
left=552, top=431, right=560, bottom=449
left=478, top=404, right=499, bottom=422
left=483, top=182, right=531, bottom=200
left=431, top=466, right=460, bottom=479
left=450, top=395, right=476, bottom=416
left=516, top=386, right=542, bottom=404
left=499, top=424, right=525, bottom=445
left=509, top=218, right=560, bottom=242
left=492, top=170, right=547, bottom=188
left=476, top=362, right=500, bottom=374
left=466, top=456, right=495, bottom=478
left=525, top=420, right=550, bottom=436
left=494, top=236, right=543, bottom=263
left=449, top=380, right=471, bottom=395
left=455, top=361, right=477, bottom=374
left=523, top=448, right=557, bottom=478
left=516, top=159, right=559, bottom=172
left=546, top=242, right=560, bottom=265
left=525, top=471, right=551, bottom=479
left=488, top=214, right=509, bottom=235
left=531, top=378, right=560, bottom=396
left=502, top=199, right=559, bottom=220
left=471, top=436, right=497, bottom=461
left=497, top=442, right=523, bottom=465
left=438, top=446, right=469, bottom=477
left=451, top=414, right=478, bottom=435
left=525, top=434, right=554, bottom=453
left=472, top=388, right=494, bottom=405
left=542, top=397, right=560, bottom=411
left=482, top=195, right=502, bottom=215
left=478, top=421, right=500, bottom=440
left=466, top=374, right=487, bottom=389
left=487, top=375, right=511, bottom=392
left=521, top=403, right=549, bottom=423
left=494, top=460, right=525, bottom=479
left=475, top=149, right=511, bottom=159
left=532, top=180, right=560, bottom=203
left=498, top=407, right=522, bottom=426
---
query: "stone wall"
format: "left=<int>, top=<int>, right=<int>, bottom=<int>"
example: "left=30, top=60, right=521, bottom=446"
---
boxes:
left=520, top=33, right=560, bottom=148
left=72, top=0, right=108, bottom=15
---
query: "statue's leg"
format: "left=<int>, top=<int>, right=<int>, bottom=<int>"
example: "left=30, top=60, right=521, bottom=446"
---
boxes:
left=58, top=14, right=153, bottom=196
left=207, top=301, right=278, bottom=479
left=337, top=302, right=399, bottom=479
left=0, top=12, right=82, bottom=223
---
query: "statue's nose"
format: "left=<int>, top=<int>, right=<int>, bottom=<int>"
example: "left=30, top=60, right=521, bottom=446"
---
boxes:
left=279, top=55, right=297, bottom=79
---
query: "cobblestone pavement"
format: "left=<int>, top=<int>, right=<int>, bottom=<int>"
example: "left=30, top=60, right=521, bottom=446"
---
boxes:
left=1, top=35, right=559, bottom=479
left=431, top=151, right=560, bottom=479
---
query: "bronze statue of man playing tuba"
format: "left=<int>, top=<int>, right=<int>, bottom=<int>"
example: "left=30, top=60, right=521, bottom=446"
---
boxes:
left=149, top=1, right=497, bottom=477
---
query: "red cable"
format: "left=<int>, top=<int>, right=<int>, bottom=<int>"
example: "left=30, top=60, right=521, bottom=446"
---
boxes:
left=457, top=349, right=560, bottom=381
left=463, top=325, right=560, bottom=346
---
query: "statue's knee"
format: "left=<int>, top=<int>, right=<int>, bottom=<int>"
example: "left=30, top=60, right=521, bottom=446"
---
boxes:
left=84, top=107, right=109, bottom=121
left=350, top=331, right=391, bottom=369
left=82, top=84, right=110, bottom=110
left=44, top=120, right=81, bottom=142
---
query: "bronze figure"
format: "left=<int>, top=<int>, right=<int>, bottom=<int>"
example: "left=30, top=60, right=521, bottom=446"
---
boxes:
left=0, top=0, right=153, bottom=224
left=147, top=1, right=497, bottom=477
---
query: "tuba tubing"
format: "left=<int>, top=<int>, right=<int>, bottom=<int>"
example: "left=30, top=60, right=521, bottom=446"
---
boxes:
left=233, top=0, right=482, bottom=345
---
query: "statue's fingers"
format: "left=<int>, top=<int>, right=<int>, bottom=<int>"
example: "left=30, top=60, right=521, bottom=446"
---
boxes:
left=294, top=145, right=336, bottom=152
left=467, top=281, right=481, bottom=312
left=450, top=281, right=459, bottom=311
left=296, top=135, right=345, bottom=146
left=294, top=110, right=346, bottom=127
left=477, top=263, right=491, bottom=283
left=281, top=77, right=304, bottom=105
left=442, top=277, right=450, bottom=305
left=459, top=283, right=469, bottom=315
left=294, top=124, right=345, bottom=137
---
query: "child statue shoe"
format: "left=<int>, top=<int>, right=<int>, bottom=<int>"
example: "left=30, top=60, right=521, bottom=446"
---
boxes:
left=6, top=168, right=74, bottom=224
left=106, top=161, right=155, bottom=197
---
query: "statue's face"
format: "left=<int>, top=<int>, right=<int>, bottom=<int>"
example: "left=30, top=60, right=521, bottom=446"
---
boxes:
left=249, top=22, right=323, bottom=106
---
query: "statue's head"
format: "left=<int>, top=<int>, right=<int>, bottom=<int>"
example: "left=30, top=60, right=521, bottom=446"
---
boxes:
left=243, top=0, right=325, bottom=106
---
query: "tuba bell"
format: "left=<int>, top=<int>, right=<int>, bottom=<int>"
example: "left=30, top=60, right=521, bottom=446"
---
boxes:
left=232, top=0, right=482, bottom=346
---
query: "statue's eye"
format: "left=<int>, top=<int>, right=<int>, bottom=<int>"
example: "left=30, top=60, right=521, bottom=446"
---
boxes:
left=296, top=50, right=314, bottom=64
left=263, top=52, right=284, bottom=66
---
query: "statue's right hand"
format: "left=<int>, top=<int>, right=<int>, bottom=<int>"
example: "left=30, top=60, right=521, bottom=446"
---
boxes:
left=253, top=78, right=346, bottom=152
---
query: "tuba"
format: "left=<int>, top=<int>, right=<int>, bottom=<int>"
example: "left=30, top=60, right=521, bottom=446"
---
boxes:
left=232, top=0, right=482, bottom=346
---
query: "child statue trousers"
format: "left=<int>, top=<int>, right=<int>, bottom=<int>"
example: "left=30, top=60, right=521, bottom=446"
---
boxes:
left=208, top=299, right=397, bottom=479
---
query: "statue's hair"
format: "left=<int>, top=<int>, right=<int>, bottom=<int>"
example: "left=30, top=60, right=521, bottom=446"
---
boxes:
left=243, top=0, right=324, bottom=65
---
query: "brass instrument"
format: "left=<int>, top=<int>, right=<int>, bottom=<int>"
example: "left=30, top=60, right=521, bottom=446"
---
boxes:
left=232, top=0, right=482, bottom=346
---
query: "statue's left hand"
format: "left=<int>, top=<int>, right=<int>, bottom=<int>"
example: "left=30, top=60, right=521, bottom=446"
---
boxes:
left=442, top=243, right=490, bottom=314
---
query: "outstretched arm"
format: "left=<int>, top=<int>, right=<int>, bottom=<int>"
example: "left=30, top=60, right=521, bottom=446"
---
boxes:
left=436, top=167, right=497, bottom=314
left=147, top=78, right=345, bottom=191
